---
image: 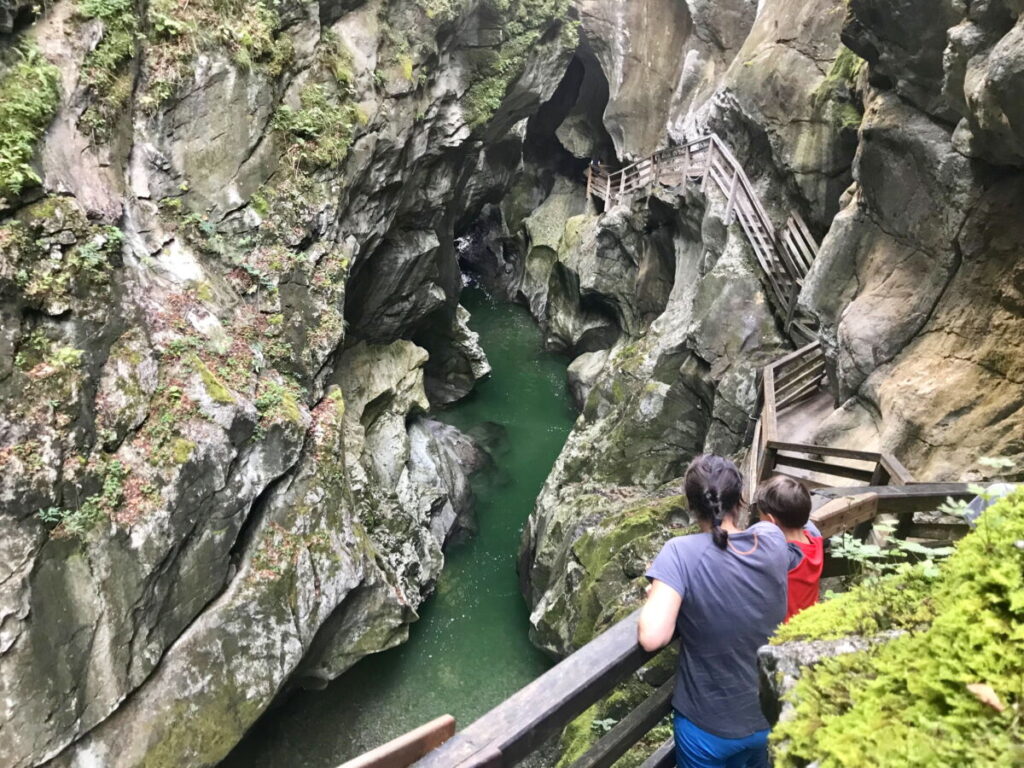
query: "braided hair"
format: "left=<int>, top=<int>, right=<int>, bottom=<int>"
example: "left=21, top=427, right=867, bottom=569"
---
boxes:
left=684, top=454, right=744, bottom=549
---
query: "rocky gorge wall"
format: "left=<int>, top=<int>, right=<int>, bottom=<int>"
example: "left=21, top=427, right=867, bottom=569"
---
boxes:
left=0, top=0, right=575, bottom=765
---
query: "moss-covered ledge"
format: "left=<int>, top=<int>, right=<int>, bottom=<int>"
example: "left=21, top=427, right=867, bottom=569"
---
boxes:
left=769, top=490, right=1024, bottom=766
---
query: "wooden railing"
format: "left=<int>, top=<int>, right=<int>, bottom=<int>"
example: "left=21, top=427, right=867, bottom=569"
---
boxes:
left=587, top=135, right=820, bottom=342
left=746, top=341, right=913, bottom=495
left=413, top=609, right=675, bottom=768
left=339, top=716, right=455, bottom=768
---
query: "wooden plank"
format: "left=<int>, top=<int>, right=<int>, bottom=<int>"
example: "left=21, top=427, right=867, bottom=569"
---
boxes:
left=460, top=746, right=503, bottom=768
left=735, top=208, right=789, bottom=311
left=774, top=348, right=825, bottom=385
left=568, top=678, right=674, bottom=768
left=765, top=440, right=884, bottom=463
left=747, top=417, right=762, bottom=498
left=880, top=453, right=914, bottom=485
left=811, top=493, right=879, bottom=538
left=767, top=341, right=821, bottom=373
left=757, top=443, right=779, bottom=483
left=711, top=136, right=776, bottom=239
left=775, top=361, right=826, bottom=402
left=772, top=454, right=876, bottom=483
left=638, top=739, right=675, bottom=768
left=776, top=379, right=826, bottom=411
left=344, top=715, right=456, bottom=768
left=416, top=610, right=655, bottom=768
left=761, top=367, right=778, bottom=442
left=783, top=224, right=815, bottom=276
left=791, top=211, right=820, bottom=257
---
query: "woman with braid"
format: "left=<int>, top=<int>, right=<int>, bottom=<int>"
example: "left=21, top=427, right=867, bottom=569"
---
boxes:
left=638, top=454, right=789, bottom=768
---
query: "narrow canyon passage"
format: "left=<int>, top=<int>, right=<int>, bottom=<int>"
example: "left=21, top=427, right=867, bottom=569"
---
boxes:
left=221, top=287, right=575, bottom=767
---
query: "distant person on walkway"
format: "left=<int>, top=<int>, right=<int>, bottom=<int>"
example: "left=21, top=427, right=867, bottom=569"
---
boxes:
left=638, top=455, right=788, bottom=768
left=590, top=157, right=602, bottom=176
left=754, top=475, right=823, bottom=622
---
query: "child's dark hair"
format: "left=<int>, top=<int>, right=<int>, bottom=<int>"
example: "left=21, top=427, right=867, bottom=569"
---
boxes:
left=754, top=475, right=811, bottom=529
left=684, top=454, right=743, bottom=550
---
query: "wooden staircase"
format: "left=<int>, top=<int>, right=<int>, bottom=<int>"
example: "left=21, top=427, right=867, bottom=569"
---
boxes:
left=587, top=135, right=820, bottom=343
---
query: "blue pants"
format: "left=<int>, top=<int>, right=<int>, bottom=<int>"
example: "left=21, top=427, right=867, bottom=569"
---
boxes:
left=674, top=712, right=769, bottom=768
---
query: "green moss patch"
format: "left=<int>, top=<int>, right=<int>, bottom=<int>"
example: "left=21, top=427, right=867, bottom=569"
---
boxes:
left=77, top=0, right=138, bottom=137
left=0, top=42, right=60, bottom=200
left=37, top=459, right=129, bottom=539
left=141, top=0, right=288, bottom=109
left=463, top=0, right=577, bottom=127
left=811, top=45, right=865, bottom=131
left=772, top=491, right=1024, bottom=766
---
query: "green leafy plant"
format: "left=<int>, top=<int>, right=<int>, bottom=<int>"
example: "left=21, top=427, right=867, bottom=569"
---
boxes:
left=273, top=83, right=363, bottom=169
left=0, top=42, right=60, bottom=200
left=37, top=460, right=129, bottom=538
left=77, top=0, right=138, bottom=137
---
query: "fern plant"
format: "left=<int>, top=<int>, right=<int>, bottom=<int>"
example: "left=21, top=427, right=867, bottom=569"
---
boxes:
left=0, top=42, right=60, bottom=200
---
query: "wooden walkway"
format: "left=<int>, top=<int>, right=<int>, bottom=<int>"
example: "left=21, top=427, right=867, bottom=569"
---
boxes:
left=587, top=135, right=820, bottom=342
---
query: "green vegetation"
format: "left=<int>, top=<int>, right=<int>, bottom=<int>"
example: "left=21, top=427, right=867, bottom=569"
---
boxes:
left=255, top=378, right=303, bottom=425
left=463, top=0, right=577, bottom=126
left=558, top=671, right=675, bottom=768
left=37, top=460, right=129, bottom=538
left=772, top=490, right=1024, bottom=766
left=415, top=0, right=470, bottom=22
left=77, top=0, right=138, bottom=137
left=3, top=198, right=123, bottom=305
left=812, top=45, right=865, bottom=130
left=141, top=0, right=289, bottom=109
left=0, top=42, right=60, bottom=200
left=273, top=83, right=365, bottom=170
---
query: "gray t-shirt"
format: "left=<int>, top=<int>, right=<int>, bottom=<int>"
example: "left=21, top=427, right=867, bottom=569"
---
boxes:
left=646, top=522, right=789, bottom=738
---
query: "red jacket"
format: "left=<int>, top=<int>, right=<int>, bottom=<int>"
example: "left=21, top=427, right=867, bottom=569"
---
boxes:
left=785, top=534, right=824, bottom=622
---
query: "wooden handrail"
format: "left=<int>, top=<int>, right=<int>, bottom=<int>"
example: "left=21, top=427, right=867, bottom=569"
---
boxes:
left=415, top=609, right=655, bottom=767
left=341, top=716, right=456, bottom=768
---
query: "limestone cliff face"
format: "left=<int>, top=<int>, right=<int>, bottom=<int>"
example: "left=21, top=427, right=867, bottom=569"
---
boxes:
left=802, top=0, right=1024, bottom=481
left=0, top=0, right=574, bottom=765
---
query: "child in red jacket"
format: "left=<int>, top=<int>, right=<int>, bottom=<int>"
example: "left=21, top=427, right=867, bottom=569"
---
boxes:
left=754, top=475, right=823, bottom=622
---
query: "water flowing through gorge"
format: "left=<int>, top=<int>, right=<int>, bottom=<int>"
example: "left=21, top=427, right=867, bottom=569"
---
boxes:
left=222, top=287, right=575, bottom=766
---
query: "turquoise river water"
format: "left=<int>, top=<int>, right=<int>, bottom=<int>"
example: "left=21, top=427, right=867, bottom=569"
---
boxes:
left=223, top=287, right=576, bottom=766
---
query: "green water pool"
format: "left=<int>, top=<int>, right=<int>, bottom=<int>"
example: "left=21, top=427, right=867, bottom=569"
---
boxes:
left=222, top=287, right=576, bottom=766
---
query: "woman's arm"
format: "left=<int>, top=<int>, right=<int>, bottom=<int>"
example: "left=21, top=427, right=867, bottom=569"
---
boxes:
left=637, top=580, right=682, bottom=651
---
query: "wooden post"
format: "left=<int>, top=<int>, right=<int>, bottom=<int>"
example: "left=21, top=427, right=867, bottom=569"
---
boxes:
left=619, top=170, right=627, bottom=202
left=724, top=168, right=739, bottom=223
left=783, top=280, right=800, bottom=336
left=606, top=174, right=614, bottom=206
left=586, top=167, right=593, bottom=198
left=701, top=142, right=713, bottom=193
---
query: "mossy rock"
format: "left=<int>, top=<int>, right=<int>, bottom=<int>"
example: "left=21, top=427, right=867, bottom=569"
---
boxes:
left=772, top=490, right=1024, bottom=766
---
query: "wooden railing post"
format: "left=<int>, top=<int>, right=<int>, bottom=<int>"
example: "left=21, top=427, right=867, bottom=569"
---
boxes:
left=619, top=169, right=627, bottom=202
left=724, top=168, right=739, bottom=224
left=783, top=280, right=800, bottom=336
left=586, top=167, right=593, bottom=198
left=701, top=141, right=713, bottom=193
